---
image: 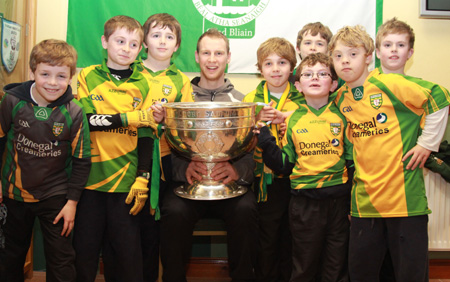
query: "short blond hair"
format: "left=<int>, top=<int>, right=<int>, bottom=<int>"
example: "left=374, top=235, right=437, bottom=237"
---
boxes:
left=375, top=17, right=415, bottom=49
left=197, top=28, right=230, bottom=54
left=143, top=13, right=181, bottom=48
left=295, top=53, right=337, bottom=82
left=329, top=25, right=374, bottom=55
left=29, top=39, right=77, bottom=77
left=256, top=37, right=297, bottom=72
left=103, top=15, right=144, bottom=45
left=296, top=22, right=333, bottom=50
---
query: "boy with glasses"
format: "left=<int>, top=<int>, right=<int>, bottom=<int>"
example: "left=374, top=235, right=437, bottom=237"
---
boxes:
left=254, top=52, right=353, bottom=281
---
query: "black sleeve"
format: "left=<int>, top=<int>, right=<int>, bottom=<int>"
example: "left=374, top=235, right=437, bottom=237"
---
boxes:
left=86, top=113, right=124, bottom=131
left=137, top=137, right=153, bottom=172
left=257, top=126, right=295, bottom=176
left=171, top=151, right=190, bottom=183
left=67, top=157, right=91, bottom=201
left=230, top=152, right=255, bottom=186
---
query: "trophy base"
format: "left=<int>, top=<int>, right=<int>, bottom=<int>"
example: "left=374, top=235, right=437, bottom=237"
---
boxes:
left=174, top=180, right=248, bottom=200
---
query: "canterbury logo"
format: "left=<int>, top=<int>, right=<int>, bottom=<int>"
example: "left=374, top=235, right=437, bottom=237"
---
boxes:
left=89, top=115, right=112, bottom=127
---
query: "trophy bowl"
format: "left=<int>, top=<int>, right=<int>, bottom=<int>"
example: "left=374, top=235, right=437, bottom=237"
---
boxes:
left=163, top=102, right=256, bottom=200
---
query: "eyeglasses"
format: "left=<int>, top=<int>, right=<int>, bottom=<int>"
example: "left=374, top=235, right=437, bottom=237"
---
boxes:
left=300, top=72, right=331, bottom=79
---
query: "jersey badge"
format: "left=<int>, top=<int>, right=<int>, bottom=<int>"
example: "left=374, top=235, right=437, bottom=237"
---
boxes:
left=370, top=93, right=383, bottom=110
left=132, top=97, right=142, bottom=110
left=352, top=86, right=364, bottom=101
left=330, top=123, right=341, bottom=136
left=53, top=122, right=64, bottom=137
left=162, top=84, right=172, bottom=96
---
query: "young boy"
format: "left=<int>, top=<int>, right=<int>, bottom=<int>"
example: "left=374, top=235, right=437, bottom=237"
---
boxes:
left=329, top=25, right=450, bottom=281
left=243, top=37, right=303, bottom=281
left=296, top=22, right=333, bottom=61
left=73, top=15, right=154, bottom=282
left=138, top=12, right=193, bottom=281
left=0, top=39, right=91, bottom=282
left=291, top=22, right=333, bottom=85
left=255, top=52, right=352, bottom=282
left=376, top=17, right=414, bottom=75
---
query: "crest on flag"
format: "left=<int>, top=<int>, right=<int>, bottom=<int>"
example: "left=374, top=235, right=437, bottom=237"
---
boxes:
left=1, top=19, right=21, bottom=73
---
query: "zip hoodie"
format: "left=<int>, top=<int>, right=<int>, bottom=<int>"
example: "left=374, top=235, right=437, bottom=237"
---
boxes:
left=0, top=81, right=91, bottom=202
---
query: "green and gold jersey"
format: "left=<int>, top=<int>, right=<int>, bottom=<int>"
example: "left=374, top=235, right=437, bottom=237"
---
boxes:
left=244, top=81, right=304, bottom=202
left=77, top=60, right=152, bottom=193
left=140, top=63, right=194, bottom=157
left=282, top=101, right=352, bottom=190
left=335, top=68, right=450, bottom=218
left=244, top=81, right=305, bottom=178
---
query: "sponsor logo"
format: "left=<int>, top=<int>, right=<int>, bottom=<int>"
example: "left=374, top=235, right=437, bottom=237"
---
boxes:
left=352, top=86, right=364, bottom=101
left=330, top=123, right=341, bottom=136
left=331, top=139, right=340, bottom=147
left=309, top=120, right=326, bottom=124
left=52, top=122, right=64, bottom=137
left=89, top=115, right=112, bottom=127
left=90, top=94, right=104, bottom=101
left=18, top=119, right=30, bottom=128
left=162, top=84, right=172, bottom=96
left=192, top=0, right=270, bottom=39
left=298, top=140, right=340, bottom=156
left=108, top=89, right=127, bottom=95
left=376, top=113, right=387, bottom=124
left=16, top=133, right=62, bottom=157
left=102, top=127, right=138, bottom=137
left=370, top=93, right=383, bottom=109
left=348, top=115, right=390, bottom=138
left=34, top=108, right=50, bottom=121
left=342, top=106, right=353, bottom=113
left=296, top=128, right=308, bottom=134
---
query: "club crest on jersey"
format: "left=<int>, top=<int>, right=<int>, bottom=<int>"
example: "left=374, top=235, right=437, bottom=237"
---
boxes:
left=52, top=122, right=64, bottom=136
left=132, top=97, right=142, bottom=110
left=370, top=93, right=383, bottom=109
left=330, top=123, right=341, bottom=136
left=352, top=86, right=364, bottom=101
left=162, top=84, right=172, bottom=96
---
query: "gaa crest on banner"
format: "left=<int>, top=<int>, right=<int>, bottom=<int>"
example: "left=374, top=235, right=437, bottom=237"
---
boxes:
left=1, top=18, right=21, bottom=73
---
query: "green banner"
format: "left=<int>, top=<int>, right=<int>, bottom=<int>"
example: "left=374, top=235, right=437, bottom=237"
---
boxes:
left=67, top=0, right=383, bottom=73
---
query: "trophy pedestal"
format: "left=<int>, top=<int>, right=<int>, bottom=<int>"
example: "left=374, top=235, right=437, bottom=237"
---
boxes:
left=174, top=180, right=248, bottom=200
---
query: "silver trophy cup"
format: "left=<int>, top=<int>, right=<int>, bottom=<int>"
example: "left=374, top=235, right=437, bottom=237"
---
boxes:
left=163, top=102, right=256, bottom=200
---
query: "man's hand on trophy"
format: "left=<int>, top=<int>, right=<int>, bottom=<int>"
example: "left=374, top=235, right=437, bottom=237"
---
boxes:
left=186, top=161, right=208, bottom=184
left=210, top=161, right=239, bottom=185
left=125, top=177, right=149, bottom=215
left=151, top=103, right=165, bottom=123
